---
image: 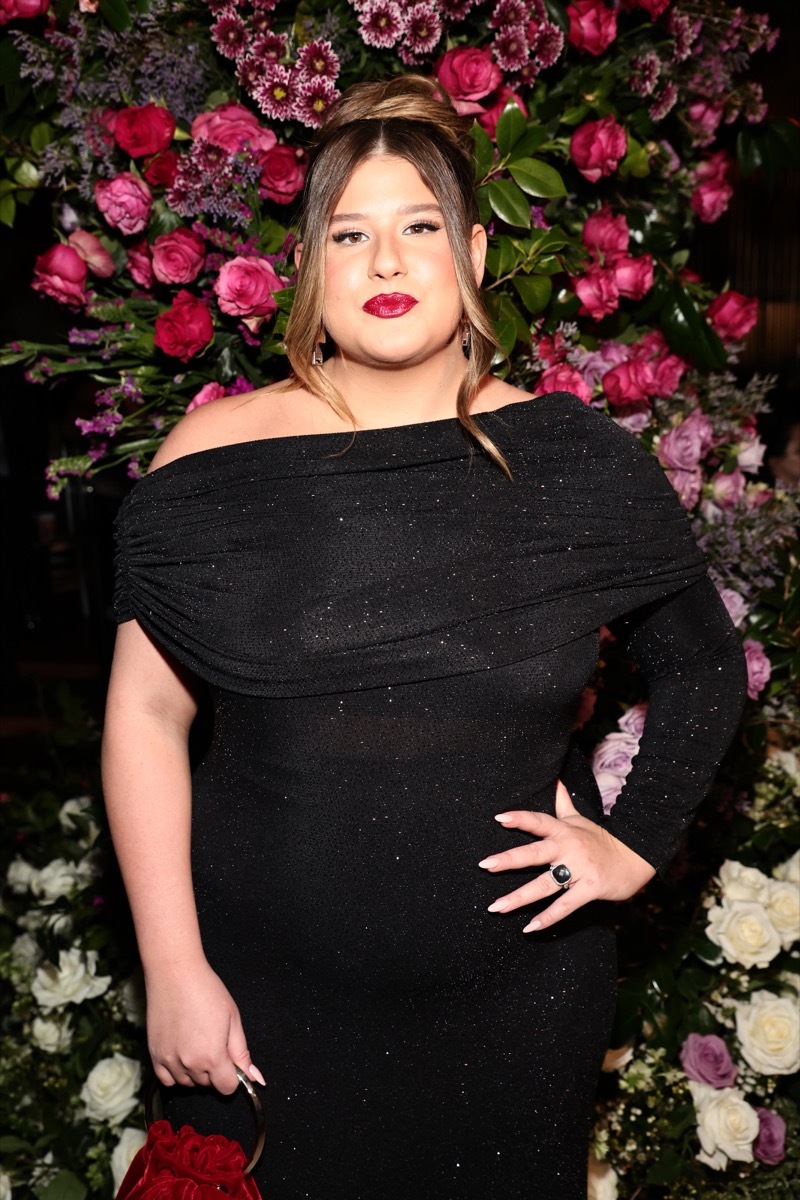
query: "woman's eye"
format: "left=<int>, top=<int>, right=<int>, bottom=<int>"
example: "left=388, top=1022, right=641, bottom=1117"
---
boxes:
left=406, top=221, right=441, bottom=235
left=331, top=230, right=365, bottom=244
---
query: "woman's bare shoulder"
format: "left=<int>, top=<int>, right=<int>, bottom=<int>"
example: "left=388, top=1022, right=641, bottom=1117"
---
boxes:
left=147, top=382, right=310, bottom=472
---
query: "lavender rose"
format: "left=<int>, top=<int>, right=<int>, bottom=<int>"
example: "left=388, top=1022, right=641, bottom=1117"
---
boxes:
left=657, top=409, right=714, bottom=471
left=679, top=1033, right=739, bottom=1088
left=753, top=1107, right=787, bottom=1165
left=742, top=638, right=771, bottom=701
left=592, top=730, right=640, bottom=776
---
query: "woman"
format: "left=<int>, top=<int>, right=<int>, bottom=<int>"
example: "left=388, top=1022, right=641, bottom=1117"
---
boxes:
left=105, top=76, right=746, bottom=1199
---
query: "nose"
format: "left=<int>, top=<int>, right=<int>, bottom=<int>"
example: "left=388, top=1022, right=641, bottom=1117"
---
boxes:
left=369, top=231, right=406, bottom=281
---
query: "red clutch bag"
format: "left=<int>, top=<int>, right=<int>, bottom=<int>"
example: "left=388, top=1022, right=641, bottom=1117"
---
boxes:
left=116, top=1068, right=266, bottom=1200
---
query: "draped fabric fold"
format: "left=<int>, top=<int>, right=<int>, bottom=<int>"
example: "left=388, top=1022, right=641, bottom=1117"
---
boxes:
left=113, top=391, right=708, bottom=696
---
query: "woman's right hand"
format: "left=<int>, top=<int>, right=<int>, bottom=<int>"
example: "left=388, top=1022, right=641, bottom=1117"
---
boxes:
left=145, top=958, right=265, bottom=1094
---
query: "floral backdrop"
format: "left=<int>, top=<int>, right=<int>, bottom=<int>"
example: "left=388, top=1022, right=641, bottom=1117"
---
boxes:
left=0, top=1, right=798, bottom=1198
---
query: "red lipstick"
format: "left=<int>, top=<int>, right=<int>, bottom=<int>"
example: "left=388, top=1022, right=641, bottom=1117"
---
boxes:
left=362, top=293, right=418, bottom=318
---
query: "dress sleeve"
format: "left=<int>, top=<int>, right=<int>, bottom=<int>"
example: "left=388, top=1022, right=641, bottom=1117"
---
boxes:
left=602, top=574, right=747, bottom=875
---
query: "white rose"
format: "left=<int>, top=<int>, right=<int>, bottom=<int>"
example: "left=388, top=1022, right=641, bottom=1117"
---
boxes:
left=587, top=1152, right=618, bottom=1200
left=718, top=860, right=771, bottom=903
left=18, top=908, right=46, bottom=933
left=689, top=1081, right=759, bottom=1167
left=766, top=748, right=800, bottom=782
left=706, top=900, right=782, bottom=969
left=110, top=1127, right=147, bottom=1193
left=601, top=1044, right=634, bottom=1073
left=773, top=849, right=800, bottom=887
left=30, top=857, right=95, bottom=904
left=736, top=990, right=800, bottom=1075
left=6, top=858, right=37, bottom=894
left=59, top=796, right=100, bottom=846
left=0, top=1170, right=12, bottom=1200
left=80, top=1053, right=141, bottom=1125
left=31, top=1016, right=73, bottom=1053
left=119, top=973, right=147, bottom=1028
left=766, top=879, right=800, bottom=949
left=10, top=932, right=41, bottom=969
left=31, top=947, right=111, bottom=1010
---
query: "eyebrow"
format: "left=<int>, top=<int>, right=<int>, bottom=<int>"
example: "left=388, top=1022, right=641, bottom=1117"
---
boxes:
left=329, top=203, right=444, bottom=223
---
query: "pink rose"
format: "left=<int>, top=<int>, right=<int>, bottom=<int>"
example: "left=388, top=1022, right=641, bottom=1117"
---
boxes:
left=736, top=436, right=765, bottom=474
left=94, top=172, right=152, bottom=236
left=687, top=99, right=724, bottom=145
left=602, top=359, right=654, bottom=406
left=690, top=178, right=734, bottom=223
left=648, top=350, right=688, bottom=397
left=575, top=266, right=619, bottom=320
left=613, top=254, right=654, bottom=300
left=114, top=103, right=176, bottom=159
left=665, top=467, right=702, bottom=510
left=259, top=144, right=306, bottom=205
left=435, top=46, right=501, bottom=111
left=570, top=115, right=627, bottom=183
left=32, top=244, right=87, bottom=308
left=710, top=467, right=746, bottom=509
left=566, top=0, right=617, bottom=57
left=214, top=256, right=282, bottom=318
left=67, top=230, right=114, bottom=278
left=191, top=103, right=277, bottom=157
left=612, top=404, right=651, bottom=434
left=743, top=638, right=771, bottom=700
left=716, top=586, right=749, bottom=629
left=617, top=702, right=648, bottom=737
left=679, top=1033, right=738, bottom=1088
left=151, top=227, right=206, bottom=285
left=753, top=1109, right=787, bottom=1166
left=634, top=0, right=670, bottom=16
left=582, top=204, right=629, bottom=263
left=592, top=730, right=640, bottom=776
left=476, top=86, right=526, bottom=139
left=706, top=291, right=759, bottom=342
left=0, top=0, right=50, bottom=25
left=153, top=290, right=214, bottom=362
left=657, top=409, right=714, bottom=471
left=127, top=241, right=154, bottom=289
left=186, top=381, right=226, bottom=414
left=535, top=363, right=592, bottom=404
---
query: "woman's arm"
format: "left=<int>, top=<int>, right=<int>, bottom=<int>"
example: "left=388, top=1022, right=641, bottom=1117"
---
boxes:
left=102, top=619, right=264, bottom=1092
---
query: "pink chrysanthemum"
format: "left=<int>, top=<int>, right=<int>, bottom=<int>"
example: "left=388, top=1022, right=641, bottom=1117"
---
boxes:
left=296, top=39, right=341, bottom=82
left=295, top=75, right=341, bottom=130
left=236, top=54, right=262, bottom=93
left=489, top=0, right=527, bottom=29
left=493, top=24, right=529, bottom=73
left=211, top=8, right=248, bottom=61
left=437, top=0, right=477, bottom=21
left=252, top=32, right=289, bottom=63
left=649, top=81, right=678, bottom=122
left=630, top=51, right=661, bottom=98
left=358, top=1, right=403, bottom=49
left=398, top=3, right=443, bottom=63
left=531, top=21, right=564, bottom=69
left=252, top=64, right=301, bottom=122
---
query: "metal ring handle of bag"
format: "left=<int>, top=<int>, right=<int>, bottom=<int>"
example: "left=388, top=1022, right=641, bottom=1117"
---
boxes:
left=145, top=1066, right=266, bottom=1176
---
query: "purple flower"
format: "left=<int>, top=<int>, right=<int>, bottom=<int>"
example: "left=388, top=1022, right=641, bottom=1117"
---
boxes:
left=531, top=21, right=564, bottom=69
left=252, top=63, right=301, bottom=122
left=398, top=3, right=443, bottom=63
left=743, top=639, right=771, bottom=701
left=295, top=75, right=340, bottom=130
left=489, top=0, right=527, bottom=28
left=592, top=731, right=640, bottom=777
left=753, top=1108, right=786, bottom=1166
left=358, top=1, right=403, bottom=49
left=211, top=9, right=248, bottom=61
left=296, top=39, right=340, bottom=82
left=657, top=409, right=715, bottom=471
left=437, top=0, right=476, bottom=19
left=251, top=32, right=289, bottom=64
left=679, top=1033, right=739, bottom=1088
left=493, top=25, right=529, bottom=73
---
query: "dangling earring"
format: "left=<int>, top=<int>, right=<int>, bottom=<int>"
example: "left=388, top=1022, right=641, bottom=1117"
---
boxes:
left=461, top=322, right=472, bottom=360
left=312, top=328, right=326, bottom=365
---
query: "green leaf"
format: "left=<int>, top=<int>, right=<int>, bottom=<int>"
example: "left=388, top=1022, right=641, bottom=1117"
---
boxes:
left=509, top=157, right=566, bottom=198
left=495, top=104, right=527, bottom=157
left=484, top=235, right=518, bottom=281
left=469, top=121, right=495, bottom=180
left=659, top=280, right=727, bottom=371
left=619, top=136, right=649, bottom=179
left=499, top=294, right=531, bottom=343
left=34, top=1171, right=87, bottom=1200
left=476, top=185, right=492, bottom=226
left=30, top=123, right=54, bottom=154
left=508, top=126, right=547, bottom=160
left=13, top=161, right=39, bottom=187
left=487, top=179, right=531, bottom=229
left=492, top=314, right=517, bottom=357
left=736, top=127, right=763, bottom=178
left=559, top=104, right=589, bottom=127
left=0, top=1135, right=32, bottom=1153
left=647, top=1147, right=688, bottom=1186
left=0, top=193, right=15, bottom=227
left=0, top=36, right=21, bottom=86
left=273, top=286, right=295, bottom=313
left=512, top=274, right=553, bottom=314
left=98, top=0, right=131, bottom=30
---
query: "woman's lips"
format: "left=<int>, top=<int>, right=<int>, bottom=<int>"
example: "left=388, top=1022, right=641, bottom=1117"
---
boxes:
left=362, top=293, right=418, bottom=318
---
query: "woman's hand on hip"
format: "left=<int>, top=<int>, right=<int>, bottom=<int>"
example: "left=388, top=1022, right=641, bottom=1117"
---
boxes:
left=478, top=780, right=656, bottom=932
left=145, top=958, right=265, bottom=1093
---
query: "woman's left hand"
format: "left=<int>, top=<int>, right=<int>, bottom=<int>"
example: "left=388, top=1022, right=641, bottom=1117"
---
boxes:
left=478, top=780, right=656, bottom=932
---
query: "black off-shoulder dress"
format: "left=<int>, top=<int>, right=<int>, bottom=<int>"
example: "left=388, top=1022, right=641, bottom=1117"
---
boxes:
left=113, top=393, right=746, bottom=1200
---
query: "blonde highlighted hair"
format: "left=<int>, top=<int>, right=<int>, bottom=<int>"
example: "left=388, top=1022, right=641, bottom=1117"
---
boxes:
left=280, top=74, right=510, bottom=476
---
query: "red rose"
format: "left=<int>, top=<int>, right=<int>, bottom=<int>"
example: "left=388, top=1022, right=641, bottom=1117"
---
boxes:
left=566, top=0, right=617, bottom=57
left=191, top=103, right=277, bottom=157
left=116, top=1121, right=259, bottom=1200
left=153, top=291, right=214, bottom=362
left=690, top=179, right=733, bottom=224
left=476, top=85, right=526, bottom=139
left=570, top=115, right=627, bottom=183
left=143, top=150, right=180, bottom=188
left=213, top=256, right=282, bottom=319
left=114, top=103, right=176, bottom=159
left=633, top=0, right=671, bottom=18
left=95, top=172, right=152, bottom=235
left=127, top=241, right=154, bottom=289
left=259, top=145, right=306, bottom=205
left=582, top=204, right=628, bottom=263
left=32, top=244, right=87, bottom=308
left=534, top=363, right=592, bottom=404
left=706, top=291, right=758, bottom=342
left=0, top=0, right=50, bottom=25
left=67, top=230, right=115, bottom=278
left=435, top=47, right=501, bottom=111
left=613, top=253, right=654, bottom=300
left=574, top=265, right=619, bottom=320
left=151, top=228, right=206, bottom=285
left=602, top=359, right=654, bottom=406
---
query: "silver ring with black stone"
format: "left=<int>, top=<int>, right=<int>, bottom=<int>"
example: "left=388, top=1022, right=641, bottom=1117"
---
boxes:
left=549, top=863, right=573, bottom=889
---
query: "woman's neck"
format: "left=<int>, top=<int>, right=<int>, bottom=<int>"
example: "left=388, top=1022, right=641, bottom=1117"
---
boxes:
left=323, top=345, right=470, bottom=429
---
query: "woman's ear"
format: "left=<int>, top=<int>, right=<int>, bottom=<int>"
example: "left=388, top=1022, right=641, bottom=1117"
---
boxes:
left=294, top=242, right=303, bottom=271
left=470, top=224, right=487, bottom=287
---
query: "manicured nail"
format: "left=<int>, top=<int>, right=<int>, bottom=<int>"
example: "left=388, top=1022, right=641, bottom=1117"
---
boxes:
left=522, top=919, right=542, bottom=933
left=487, top=899, right=510, bottom=913
left=494, top=813, right=513, bottom=822
left=478, top=856, right=500, bottom=869
left=248, top=1065, right=266, bottom=1086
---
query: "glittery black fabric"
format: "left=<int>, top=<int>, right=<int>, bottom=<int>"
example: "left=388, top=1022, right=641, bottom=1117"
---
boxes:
left=113, top=392, right=746, bottom=1199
